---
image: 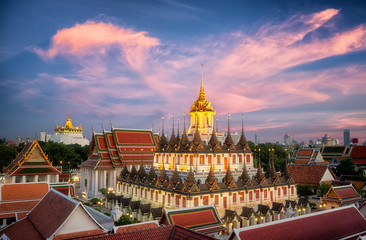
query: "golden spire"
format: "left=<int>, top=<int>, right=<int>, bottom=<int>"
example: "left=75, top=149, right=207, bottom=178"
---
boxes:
left=64, top=111, right=74, bottom=128
left=200, top=64, right=204, bottom=93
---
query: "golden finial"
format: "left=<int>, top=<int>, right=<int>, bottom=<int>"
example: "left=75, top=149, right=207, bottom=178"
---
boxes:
left=200, top=64, right=204, bottom=93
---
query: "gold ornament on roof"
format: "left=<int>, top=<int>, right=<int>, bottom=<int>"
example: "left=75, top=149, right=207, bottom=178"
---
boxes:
left=54, top=111, right=83, bottom=134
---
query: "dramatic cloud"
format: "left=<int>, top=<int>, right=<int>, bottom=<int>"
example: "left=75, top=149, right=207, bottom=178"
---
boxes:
left=33, top=21, right=160, bottom=70
left=29, top=8, right=366, bottom=142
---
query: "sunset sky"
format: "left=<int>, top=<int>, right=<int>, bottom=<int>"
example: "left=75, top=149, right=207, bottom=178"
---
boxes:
left=1, top=0, right=366, bottom=144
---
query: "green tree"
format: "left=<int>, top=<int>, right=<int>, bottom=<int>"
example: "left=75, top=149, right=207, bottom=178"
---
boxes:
left=99, top=188, right=107, bottom=196
left=114, top=214, right=139, bottom=226
left=0, top=143, right=18, bottom=169
left=318, top=183, right=331, bottom=197
left=335, top=158, right=357, bottom=177
left=90, top=198, right=100, bottom=204
left=297, top=184, right=313, bottom=198
left=41, top=141, right=89, bottom=170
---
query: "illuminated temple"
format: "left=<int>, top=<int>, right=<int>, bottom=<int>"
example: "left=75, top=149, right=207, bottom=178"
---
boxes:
left=79, top=70, right=297, bottom=233
left=46, top=112, right=90, bottom=146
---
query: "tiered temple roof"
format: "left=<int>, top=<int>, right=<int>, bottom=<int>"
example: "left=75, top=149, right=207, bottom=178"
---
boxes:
left=119, top=159, right=295, bottom=195
left=80, top=128, right=157, bottom=169
left=159, top=204, right=226, bottom=235
left=156, top=113, right=252, bottom=154
left=3, top=139, right=61, bottom=176
left=324, top=184, right=362, bottom=206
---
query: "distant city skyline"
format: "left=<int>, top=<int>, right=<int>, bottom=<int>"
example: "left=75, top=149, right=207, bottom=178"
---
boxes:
left=1, top=0, right=366, bottom=143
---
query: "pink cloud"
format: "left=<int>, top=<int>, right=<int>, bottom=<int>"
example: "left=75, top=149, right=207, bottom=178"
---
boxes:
left=34, top=21, right=159, bottom=70
left=28, top=9, right=366, bottom=142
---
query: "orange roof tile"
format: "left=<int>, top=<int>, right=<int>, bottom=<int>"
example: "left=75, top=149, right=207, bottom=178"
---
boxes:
left=288, top=164, right=335, bottom=187
left=351, top=146, right=366, bottom=158
left=53, top=229, right=106, bottom=240
left=115, top=221, right=159, bottom=234
left=0, top=200, right=39, bottom=213
left=0, top=218, right=43, bottom=239
left=298, top=150, right=313, bottom=156
left=1, top=182, right=48, bottom=201
left=230, top=206, right=366, bottom=240
left=84, top=225, right=216, bottom=240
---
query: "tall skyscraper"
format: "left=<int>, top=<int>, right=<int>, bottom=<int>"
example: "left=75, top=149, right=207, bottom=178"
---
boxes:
left=284, top=132, right=291, bottom=146
left=344, top=129, right=351, bottom=147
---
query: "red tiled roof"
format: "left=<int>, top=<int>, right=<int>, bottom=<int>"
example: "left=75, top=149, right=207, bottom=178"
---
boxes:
left=83, top=225, right=215, bottom=240
left=353, top=158, right=366, bottom=164
left=298, top=150, right=313, bottom=156
left=53, top=229, right=106, bottom=240
left=160, top=204, right=225, bottom=234
left=1, top=182, right=48, bottom=201
left=336, top=188, right=359, bottom=199
left=351, top=146, right=366, bottom=158
left=325, top=185, right=362, bottom=204
left=295, top=160, right=308, bottom=164
left=114, top=129, right=155, bottom=146
left=288, top=164, right=335, bottom=186
left=27, top=189, right=78, bottom=239
left=114, top=221, right=159, bottom=234
left=0, top=200, right=39, bottom=213
left=81, top=129, right=156, bottom=170
left=0, top=218, right=43, bottom=240
left=230, top=206, right=366, bottom=240
left=0, top=189, right=107, bottom=239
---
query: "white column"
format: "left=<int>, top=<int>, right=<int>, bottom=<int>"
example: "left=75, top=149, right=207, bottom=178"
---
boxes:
left=33, top=175, right=38, bottom=182
left=90, top=170, right=95, bottom=194
left=22, top=175, right=26, bottom=183
left=94, top=170, right=99, bottom=196
left=98, top=170, right=102, bottom=191
left=55, top=174, right=59, bottom=183
left=86, top=169, right=90, bottom=192
left=103, top=170, right=107, bottom=189
left=113, top=170, right=117, bottom=192
left=80, top=168, right=85, bottom=190
left=46, top=175, right=51, bottom=183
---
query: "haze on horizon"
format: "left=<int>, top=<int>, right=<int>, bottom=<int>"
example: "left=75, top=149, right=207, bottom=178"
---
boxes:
left=1, top=0, right=366, bottom=144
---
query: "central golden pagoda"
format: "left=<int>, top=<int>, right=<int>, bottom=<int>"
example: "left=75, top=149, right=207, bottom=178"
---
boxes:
left=187, top=65, right=216, bottom=137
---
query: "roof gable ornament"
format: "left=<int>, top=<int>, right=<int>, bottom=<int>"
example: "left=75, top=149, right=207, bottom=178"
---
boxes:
left=255, top=151, right=267, bottom=185
left=147, top=163, right=157, bottom=184
left=223, top=164, right=237, bottom=189
left=137, top=158, right=147, bottom=182
left=119, top=162, right=130, bottom=180
left=224, top=113, right=235, bottom=150
left=270, top=153, right=281, bottom=184
left=159, top=116, right=168, bottom=151
left=175, top=117, right=181, bottom=147
left=283, top=151, right=294, bottom=183
left=190, top=116, right=204, bottom=151
left=208, top=120, right=221, bottom=150
left=168, top=164, right=181, bottom=189
left=182, top=165, right=200, bottom=193
left=205, top=165, right=220, bottom=191
left=239, top=159, right=252, bottom=186
left=237, top=114, right=250, bottom=151
left=179, top=113, right=190, bottom=150
left=156, top=164, right=169, bottom=187
left=127, top=161, right=138, bottom=181
left=168, top=115, right=177, bottom=150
